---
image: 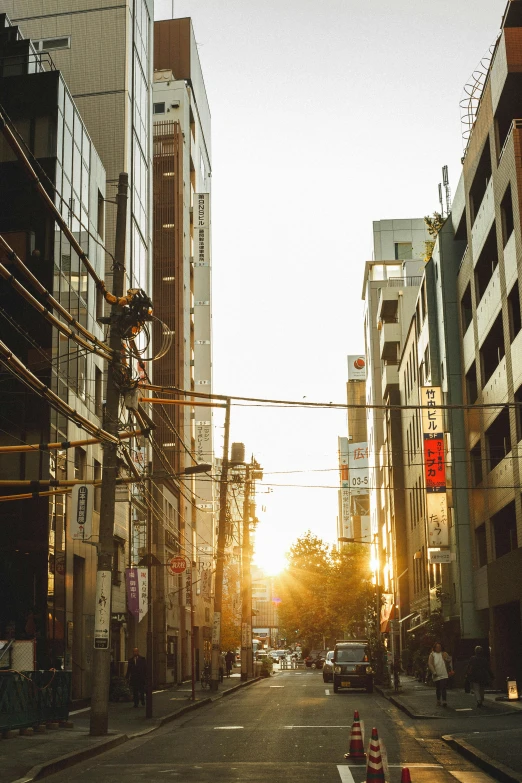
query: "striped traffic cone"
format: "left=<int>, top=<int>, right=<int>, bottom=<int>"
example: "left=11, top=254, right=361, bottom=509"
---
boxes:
left=344, top=709, right=366, bottom=759
left=401, top=769, right=412, bottom=783
left=366, top=727, right=385, bottom=783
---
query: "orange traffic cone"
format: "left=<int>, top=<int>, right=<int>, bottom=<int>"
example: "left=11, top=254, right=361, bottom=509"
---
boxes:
left=366, top=727, right=385, bottom=783
left=344, top=710, right=366, bottom=760
left=401, top=769, right=412, bottom=783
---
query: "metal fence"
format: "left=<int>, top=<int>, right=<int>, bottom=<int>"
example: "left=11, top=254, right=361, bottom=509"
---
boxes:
left=0, top=671, right=70, bottom=731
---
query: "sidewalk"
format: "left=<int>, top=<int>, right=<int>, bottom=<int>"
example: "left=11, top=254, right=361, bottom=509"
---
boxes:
left=378, top=674, right=522, bottom=719
left=1, top=670, right=261, bottom=783
left=380, top=676, right=522, bottom=783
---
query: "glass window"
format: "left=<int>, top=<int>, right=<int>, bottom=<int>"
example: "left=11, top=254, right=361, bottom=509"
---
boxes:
left=81, top=163, right=89, bottom=208
left=153, top=102, right=165, bottom=114
left=64, top=91, right=74, bottom=131
left=56, top=110, right=63, bottom=162
left=63, top=126, right=73, bottom=178
left=58, top=77, right=65, bottom=114
left=73, top=143, right=81, bottom=196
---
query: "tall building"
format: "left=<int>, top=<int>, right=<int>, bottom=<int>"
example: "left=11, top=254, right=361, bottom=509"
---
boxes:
left=0, top=15, right=109, bottom=696
left=3, top=0, right=154, bottom=688
left=151, top=18, right=214, bottom=683
left=453, top=0, right=522, bottom=684
left=361, top=221, right=427, bottom=642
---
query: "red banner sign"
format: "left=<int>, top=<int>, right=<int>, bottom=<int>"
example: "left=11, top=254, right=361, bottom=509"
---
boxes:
left=423, top=434, right=446, bottom=491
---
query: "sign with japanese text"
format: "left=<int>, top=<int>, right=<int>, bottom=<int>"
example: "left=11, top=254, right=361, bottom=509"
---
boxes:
left=94, top=570, right=111, bottom=649
left=348, top=442, right=370, bottom=494
left=185, top=567, right=192, bottom=606
left=426, top=493, right=449, bottom=547
left=195, top=422, right=211, bottom=463
left=71, top=483, right=93, bottom=540
left=420, top=386, right=443, bottom=435
left=194, top=193, right=210, bottom=266
left=212, top=611, right=221, bottom=647
left=428, top=549, right=451, bottom=564
left=125, top=567, right=140, bottom=618
left=423, top=434, right=446, bottom=491
left=138, top=569, right=148, bottom=620
left=347, top=355, right=367, bottom=381
left=167, top=555, right=188, bottom=575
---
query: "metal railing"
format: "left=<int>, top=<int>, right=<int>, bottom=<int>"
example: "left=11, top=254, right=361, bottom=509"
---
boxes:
left=387, top=276, right=422, bottom=288
left=0, top=671, right=70, bottom=731
left=0, top=50, right=56, bottom=77
left=498, top=118, right=522, bottom=164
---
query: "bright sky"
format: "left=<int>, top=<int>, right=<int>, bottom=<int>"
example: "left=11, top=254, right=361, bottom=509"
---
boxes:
left=155, top=0, right=506, bottom=574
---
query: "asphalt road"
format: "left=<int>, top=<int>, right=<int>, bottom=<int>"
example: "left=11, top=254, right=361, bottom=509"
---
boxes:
left=44, top=668, right=504, bottom=783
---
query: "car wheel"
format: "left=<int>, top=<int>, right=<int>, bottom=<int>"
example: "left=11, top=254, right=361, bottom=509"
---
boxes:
left=333, top=681, right=339, bottom=693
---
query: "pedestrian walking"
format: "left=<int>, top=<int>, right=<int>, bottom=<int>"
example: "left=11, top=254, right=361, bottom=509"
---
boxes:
left=219, top=651, right=226, bottom=683
left=126, top=646, right=146, bottom=708
left=225, top=650, right=234, bottom=677
left=466, top=645, right=493, bottom=707
left=428, top=641, right=453, bottom=707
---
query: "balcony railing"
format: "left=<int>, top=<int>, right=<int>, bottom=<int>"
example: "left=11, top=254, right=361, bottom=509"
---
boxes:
left=387, top=276, right=422, bottom=288
left=498, top=119, right=522, bottom=164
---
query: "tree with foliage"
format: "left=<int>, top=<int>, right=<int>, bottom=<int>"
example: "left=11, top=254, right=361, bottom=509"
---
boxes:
left=275, top=532, right=374, bottom=651
left=423, top=211, right=445, bottom=262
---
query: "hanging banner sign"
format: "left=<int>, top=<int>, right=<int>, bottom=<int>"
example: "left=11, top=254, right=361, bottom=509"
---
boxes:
left=421, top=386, right=444, bottom=435
left=94, top=570, right=111, bottom=649
left=423, top=434, right=446, bottom=491
left=348, top=442, right=369, bottom=494
left=212, top=611, right=221, bottom=647
left=185, top=567, right=192, bottom=606
left=138, top=569, right=148, bottom=620
left=428, top=549, right=451, bottom=564
left=426, top=493, right=449, bottom=547
left=125, top=567, right=140, bottom=618
left=71, top=483, right=93, bottom=540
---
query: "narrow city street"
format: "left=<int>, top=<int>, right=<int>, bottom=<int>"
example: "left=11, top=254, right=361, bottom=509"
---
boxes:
left=40, top=669, right=512, bottom=783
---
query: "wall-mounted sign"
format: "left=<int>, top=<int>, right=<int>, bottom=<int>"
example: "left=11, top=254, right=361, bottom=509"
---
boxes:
left=420, top=386, right=444, bottom=435
left=423, top=434, right=446, bottom=491
left=426, top=493, right=449, bottom=547
left=428, top=549, right=451, bottom=564
left=71, top=483, right=93, bottom=540
left=94, top=570, right=111, bottom=649
left=348, top=442, right=369, bottom=494
left=347, top=355, right=367, bottom=381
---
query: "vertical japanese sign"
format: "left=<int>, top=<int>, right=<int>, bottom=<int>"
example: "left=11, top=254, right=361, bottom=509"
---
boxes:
left=94, top=570, right=111, bottom=649
left=338, top=437, right=352, bottom=539
left=185, top=567, right=192, bottom=607
left=421, top=387, right=449, bottom=550
left=138, top=569, right=148, bottom=619
left=348, top=442, right=369, bottom=494
left=71, top=483, right=93, bottom=540
left=126, top=567, right=140, bottom=618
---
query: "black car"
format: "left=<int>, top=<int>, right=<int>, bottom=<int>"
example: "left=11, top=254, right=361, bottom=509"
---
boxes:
left=305, top=650, right=326, bottom=668
left=333, top=640, right=374, bottom=693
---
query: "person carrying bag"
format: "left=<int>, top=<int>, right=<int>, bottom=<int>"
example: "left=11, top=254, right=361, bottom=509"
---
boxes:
left=428, top=641, right=453, bottom=707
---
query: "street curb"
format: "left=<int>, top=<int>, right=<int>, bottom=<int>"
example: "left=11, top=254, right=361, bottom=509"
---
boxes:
left=9, top=677, right=264, bottom=782
left=10, top=733, right=128, bottom=783
left=375, top=684, right=438, bottom=720
left=443, top=734, right=522, bottom=783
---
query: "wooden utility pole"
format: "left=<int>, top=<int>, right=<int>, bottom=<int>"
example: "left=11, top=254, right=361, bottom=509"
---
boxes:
left=89, top=173, right=128, bottom=736
left=210, top=397, right=231, bottom=690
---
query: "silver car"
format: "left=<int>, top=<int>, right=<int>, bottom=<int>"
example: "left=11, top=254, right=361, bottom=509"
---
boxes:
left=322, top=650, right=334, bottom=682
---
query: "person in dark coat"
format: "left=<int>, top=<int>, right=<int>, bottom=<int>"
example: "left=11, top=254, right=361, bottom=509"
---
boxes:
left=126, top=647, right=146, bottom=707
left=467, top=645, right=493, bottom=707
left=225, top=650, right=235, bottom=677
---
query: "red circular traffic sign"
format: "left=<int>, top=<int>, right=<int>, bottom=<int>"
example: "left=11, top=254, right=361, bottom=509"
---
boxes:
left=167, top=555, right=188, bottom=575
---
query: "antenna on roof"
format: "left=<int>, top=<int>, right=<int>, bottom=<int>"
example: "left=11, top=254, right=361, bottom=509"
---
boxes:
left=442, top=165, right=452, bottom=215
left=438, top=183, right=444, bottom=217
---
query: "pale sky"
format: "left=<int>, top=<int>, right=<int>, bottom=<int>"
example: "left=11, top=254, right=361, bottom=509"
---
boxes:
left=155, top=0, right=506, bottom=573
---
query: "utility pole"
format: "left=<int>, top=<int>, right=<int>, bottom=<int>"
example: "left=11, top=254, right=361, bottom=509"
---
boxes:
left=210, top=397, right=231, bottom=690
left=90, top=173, right=128, bottom=736
left=241, top=457, right=262, bottom=680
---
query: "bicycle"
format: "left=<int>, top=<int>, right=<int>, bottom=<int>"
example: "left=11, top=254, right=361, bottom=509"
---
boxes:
left=200, top=663, right=211, bottom=688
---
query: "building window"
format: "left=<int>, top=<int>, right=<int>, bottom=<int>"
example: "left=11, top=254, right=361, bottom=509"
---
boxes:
left=153, top=102, right=166, bottom=115
left=74, top=447, right=86, bottom=480
left=97, top=190, right=104, bottom=240
left=476, top=524, right=487, bottom=568
left=508, top=283, right=521, bottom=342
left=501, top=183, right=514, bottom=247
left=466, top=362, right=478, bottom=404
left=469, top=141, right=492, bottom=225
left=394, top=242, right=412, bottom=260
left=33, top=36, right=71, bottom=52
left=461, top=283, right=473, bottom=332
left=485, top=406, right=511, bottom=472
left=492, top=500, right=517, bottom=559
left=474, top=225, right=498, bottom=302
left=470, top=441, right=483, bottom=486
left=480, top=313, right=505, bottom=385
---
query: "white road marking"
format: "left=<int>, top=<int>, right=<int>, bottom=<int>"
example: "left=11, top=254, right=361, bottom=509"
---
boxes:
left=214, top=726, right=244, bottom=730
left=270, top=685, right=284, bottom=688
left=69, top=707, right=90, bottom=715
left=455, top=708, right=473, bottom=712
left=285, top=725, right=350, bottom=729
left=337, top=765, right=356, bottom=783
left=325, top=689, right=330, bottom=695
left=450, top=772, right=496, bottom=783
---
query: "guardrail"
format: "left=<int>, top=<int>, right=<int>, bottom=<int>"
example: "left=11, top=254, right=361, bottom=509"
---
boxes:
left=0, top=670, right=70, bottom=731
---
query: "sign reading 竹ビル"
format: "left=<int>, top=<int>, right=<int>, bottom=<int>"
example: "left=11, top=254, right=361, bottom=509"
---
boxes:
left=420, top=386, right=444, bottom=435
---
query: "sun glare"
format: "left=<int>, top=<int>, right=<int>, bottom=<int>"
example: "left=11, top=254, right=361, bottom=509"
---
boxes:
left=253, top=535, right=288, bottom=576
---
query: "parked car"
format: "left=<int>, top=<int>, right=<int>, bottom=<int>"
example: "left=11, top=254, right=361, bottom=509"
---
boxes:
left=333, top=639, right=374, bottom=693
left=322, top=650, right=334, bottom=682
left=255, top=650, right=268, bottom=661
left=270, top=649, right=286, bottom=663
left=305, top=650, right=327, bottom=669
